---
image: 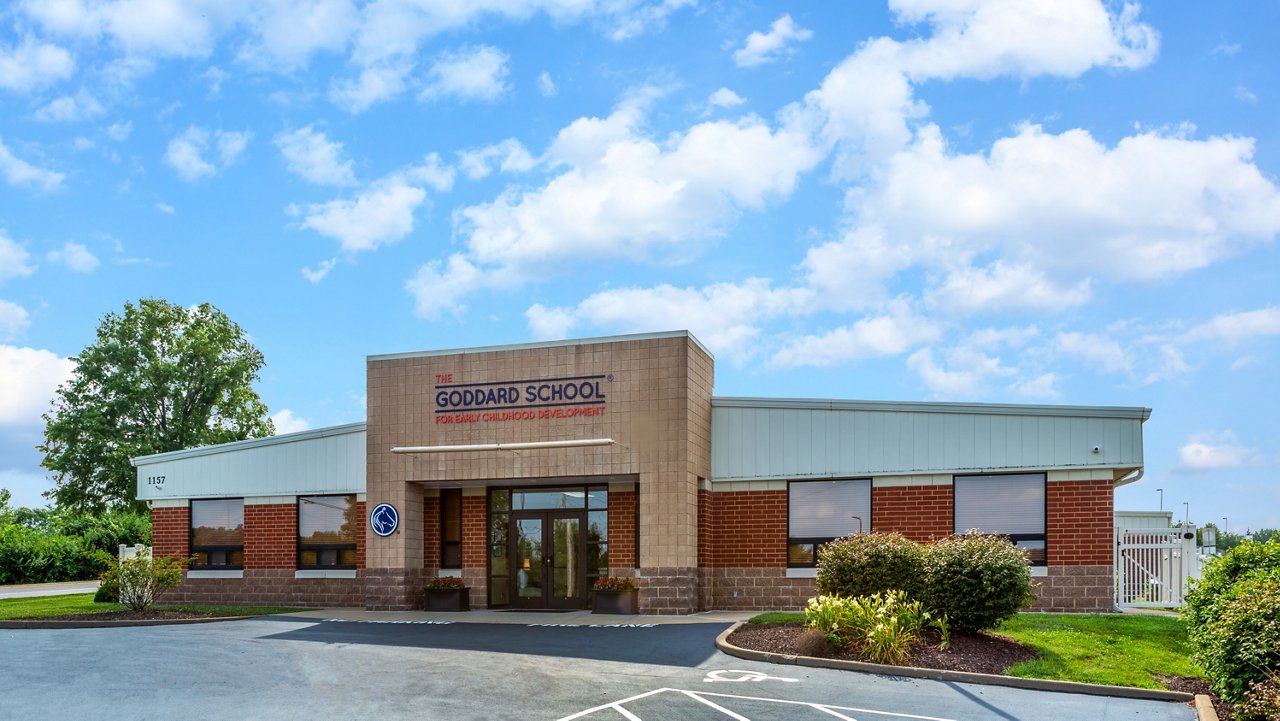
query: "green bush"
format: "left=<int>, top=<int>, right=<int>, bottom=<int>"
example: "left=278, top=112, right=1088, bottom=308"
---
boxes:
left=1185, top=539, right=1280, bottom=632
left=0, top=504, right=150, bottom=585
left=1239, top=672, right=1280, bottom=721
left=803, top=591, right=949, bottom=665
left=816, top=532, right=926, bottom=600
left=107, top=554, right=189, bottom=610
left=1188, top=575, right=1280, bottom=708
left=920, top=531, right=1035, bottom=633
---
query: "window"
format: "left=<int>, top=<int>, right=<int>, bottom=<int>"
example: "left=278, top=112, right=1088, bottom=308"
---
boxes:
left=298, top=495, right=358, bottom=569
left=954, top=473, right=1046, bottom=566
left=441, top=489, right=462, bottom=568
left=190, top=498, right=244, bottom=569
left=788, top=479, right=871, bottom=567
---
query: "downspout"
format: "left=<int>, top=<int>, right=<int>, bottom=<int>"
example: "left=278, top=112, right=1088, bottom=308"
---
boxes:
left=1115, top=467, right=1144, bottom=486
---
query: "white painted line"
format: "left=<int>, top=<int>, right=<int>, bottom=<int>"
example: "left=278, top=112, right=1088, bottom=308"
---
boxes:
left=555, top=688, right=671, bottom=720
left=681, top=690, right=753, bottom=721
left=693, top=690, right=960, bottom=721
left=610, top=703, right=643, bottom=721
left=812, top=706, right=860, bottom=721
left=704, top=670, right=799, bottom=683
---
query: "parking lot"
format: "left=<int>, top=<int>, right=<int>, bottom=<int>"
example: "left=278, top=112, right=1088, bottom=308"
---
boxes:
left=0, top=615, right=1196, bottom=721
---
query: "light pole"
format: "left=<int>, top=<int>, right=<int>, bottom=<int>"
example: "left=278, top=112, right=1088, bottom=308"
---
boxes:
left=1183, top=502, right=1190, bottom=527
left=1223, top=517, right=1228, bottom=534
left=851, top=516, right=863, bottom=535
left=1157, top=488, right=1163, bottom=511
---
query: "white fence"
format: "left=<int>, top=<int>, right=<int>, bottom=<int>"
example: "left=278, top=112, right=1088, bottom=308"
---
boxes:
left=1115, top=526, right=1200, bottom=608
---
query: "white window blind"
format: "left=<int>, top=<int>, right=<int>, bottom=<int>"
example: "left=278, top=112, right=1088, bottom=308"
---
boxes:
left=954, top=474, right=1045, bottom=535
left=190, top=498, right=244, bottom=546
left=789, top=479, right=871, bottom=538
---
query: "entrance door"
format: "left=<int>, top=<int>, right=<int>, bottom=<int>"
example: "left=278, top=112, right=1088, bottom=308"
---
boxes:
left=511, top=511, right=585, bottom=609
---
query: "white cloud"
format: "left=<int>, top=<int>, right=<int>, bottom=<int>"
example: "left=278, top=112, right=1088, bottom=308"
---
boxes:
left=771, top=305, right=941, bottom=367
left=299, top=175, right=427, bottom=253
left=0, top=37, right=75, bottom=92
left=733, top=14, right=813, bottom=67
left=270, top=408, right=311, bottom=435
left=0, top=138, right=65, bottom=191
left=1182, top=307, right=1280, bottom=344
left=707, top=87, right=745, bottom=109
left=239, top=0, right=356, bottom=70
left=275, top=126, right=356, bottom=186
left=0, top=232, right=35, bottom=282
left=456, top=139, right=536, bottom=180
left=34, top=90, right=104, bottom=122
left=154, top=202, right=174, bottom=214
left=1054, top=331, right=1131, bottom=374
left=105, top=120, right=132, bottom=141
left=421, top=45, right=510, bottom=103
left=0, top=345, right=75, bottom=426
left=0, top=300, right=30, bottom=339
left=1015, top=372, right=1062, bottom=399
left=1178, top=430, right=1260, bottom=471
left=46, top=242, right=99, bottom=272
left=1230, top=355, right=1260, bottom=371
left=526, top=304, right=576, bottom=340
left=301, top=258, right=337, bottom=283
left=20, top=0, right=241, bottom=59
left=405, top=152, right=455, bottom=192
left=164, top=126, right=251, bottom=181
left=329, top=58, right=413, bottom=113
left=537, top=71, right=557, bottom=97
left=926, top=261, right=1092, bottom=314
left=907, top=345, right=1013, bottom=398
left=1235, top=84, right=1258, bottom=104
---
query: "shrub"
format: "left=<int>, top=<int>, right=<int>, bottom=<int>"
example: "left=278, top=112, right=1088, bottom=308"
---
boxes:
left=816, top=532, right=926, bottom=600
left=424, top=575, right=467, bottom=590
left=1239, top=672, right=1280, bottom=721
left=921, top=531, right=1035, bottom=633
left=105, top=553, right=188, bottom=610
left=1185, top=539, right=1280, bottom=632
left=1189, top=575, right=1280, bottom=707
left=803, top=591, right=949, bottom=665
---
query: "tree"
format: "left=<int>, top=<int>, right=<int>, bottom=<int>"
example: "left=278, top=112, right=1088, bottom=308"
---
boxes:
left=39, top=299, right=274, bottom=512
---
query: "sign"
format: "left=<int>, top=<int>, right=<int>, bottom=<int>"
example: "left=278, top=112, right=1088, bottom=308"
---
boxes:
left=370, top=503, right=399, bottom=537
left=433, top=373, right=613, bottom=425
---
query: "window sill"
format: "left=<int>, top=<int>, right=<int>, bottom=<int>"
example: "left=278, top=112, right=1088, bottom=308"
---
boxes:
left=1031, top=566, right=1048, bottom=577
left=785, top=568, right=818, bottom=578
left=436, top=568, right=462, bottom=577
left=295, top=569, right=358, bottom=579
left=187, top=570, right=243, bottom=579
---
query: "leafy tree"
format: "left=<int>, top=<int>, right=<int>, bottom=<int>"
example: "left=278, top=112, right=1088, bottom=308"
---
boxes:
left=39, top=299, right=274, bottom=512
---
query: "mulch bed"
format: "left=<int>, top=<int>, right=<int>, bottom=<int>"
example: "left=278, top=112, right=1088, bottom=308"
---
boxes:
left=29, top=610, right=224, bottom=621
left=1157, top=675, right=1232, bottom=721
left=728, top=623, right=1037, bottom=675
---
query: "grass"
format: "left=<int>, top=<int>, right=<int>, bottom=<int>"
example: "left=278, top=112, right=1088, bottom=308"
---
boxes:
left=747, top=610, right=1201, bottom=690
left=0, top=593, right=311, bottom=621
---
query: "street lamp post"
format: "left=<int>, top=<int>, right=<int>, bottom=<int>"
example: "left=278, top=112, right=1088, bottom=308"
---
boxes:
left=1157, top=488, right=1163, bottom=511
left=1223, top=517, right=1228, bottom=534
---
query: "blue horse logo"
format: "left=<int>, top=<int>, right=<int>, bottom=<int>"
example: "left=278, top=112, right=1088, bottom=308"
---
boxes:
left=370, top=503, right=399, bottom=537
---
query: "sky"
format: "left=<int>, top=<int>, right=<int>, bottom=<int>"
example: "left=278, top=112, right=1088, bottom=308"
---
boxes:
left=0, top=1, right=1277, bottom=531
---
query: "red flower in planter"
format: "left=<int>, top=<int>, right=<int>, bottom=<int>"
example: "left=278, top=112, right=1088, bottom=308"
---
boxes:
left=592, top=576, right=637, bottom=591
left=425, top=575, right=467, bottom=590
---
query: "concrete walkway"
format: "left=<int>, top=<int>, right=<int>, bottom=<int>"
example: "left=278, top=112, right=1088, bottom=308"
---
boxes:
left=282, top=607, right=759, bottom=625
left=0, top=580, right=100, bottom=599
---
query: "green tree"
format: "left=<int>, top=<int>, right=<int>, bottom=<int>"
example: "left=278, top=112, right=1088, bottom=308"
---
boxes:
left=39, top=299, right=274, bottom=512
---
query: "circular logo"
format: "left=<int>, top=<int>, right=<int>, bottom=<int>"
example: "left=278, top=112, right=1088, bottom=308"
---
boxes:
left=370, top=503, right=399, bottom=537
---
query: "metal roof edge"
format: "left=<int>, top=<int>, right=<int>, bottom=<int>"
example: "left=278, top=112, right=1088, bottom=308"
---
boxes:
left=367, top=330, right=713, bottom=362
left=130, top=422, right=367, bottom=466
left=711, top=396, right=1152, bottom=420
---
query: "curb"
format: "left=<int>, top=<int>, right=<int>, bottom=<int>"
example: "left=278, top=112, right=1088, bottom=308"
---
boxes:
left=715, top=622, right=1194, bottom=703
left=0, top=615, right=253, bottom=629
left=1194, top=694, right=1218, bottom=721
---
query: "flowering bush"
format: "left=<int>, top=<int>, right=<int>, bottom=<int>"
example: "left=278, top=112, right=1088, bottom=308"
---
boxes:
left=425, top=575, right=466, bottom=590
left=592, top=576, right=637, bottom=591
left=804, top=591, right=949, bottom=665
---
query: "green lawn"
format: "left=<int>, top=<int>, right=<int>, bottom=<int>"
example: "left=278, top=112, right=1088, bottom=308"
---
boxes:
left=746, top=611, right=1201, bottom=690
left=0, top=593, right=311, bottom=620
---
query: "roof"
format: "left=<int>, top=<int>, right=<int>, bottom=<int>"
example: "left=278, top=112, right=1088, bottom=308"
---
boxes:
left=130, top=422, right=366, bottom=466
left=711, top=396, right=1152, bottom=421
left=367, top=330, right=712, bottom=362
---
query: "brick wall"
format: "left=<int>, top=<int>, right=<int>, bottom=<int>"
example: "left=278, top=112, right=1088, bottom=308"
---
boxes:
left=244, top=503, right=297, bottom=569
left=152, top=506, right=189, bottom=559
left=1031, top=566, right=1113, bottom=612
left=1047, top=479, right=1113, bottom=566
left=872, top=485, right=952, bottom=541
left=609, top=490, right=637, bottom=569
left=355, top=501, right=366, bottom=569
left=705, top=490, right=787, bottom=568
left=460, top=495, right=487, bottom=607
left=163, top=570, right=364, bottom=607
left=423, top=495, right=441, bottom=570
left=706, top=568, right=814, bottom=610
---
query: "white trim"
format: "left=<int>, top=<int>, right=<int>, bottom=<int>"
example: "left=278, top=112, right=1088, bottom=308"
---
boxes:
left=295, top=570, right=357, bottom=579
left=785, top=568, right=818, bottom=579
left=149, top=498, right=187, bottom=508
left=368, top=330, right=712, bottom=362
left=712, top=396, right=1151, bottom=420
left=1031, top=567, right=1048, bottom=577
left=245, top=495, right=296, bottom=505
left=713, top=464, right=1138, bottom=484
left=872, top=475, right=952, bottom=488
left=187, top=570, right=243, bottom=579
left=436, top=569, right=462, bottom=577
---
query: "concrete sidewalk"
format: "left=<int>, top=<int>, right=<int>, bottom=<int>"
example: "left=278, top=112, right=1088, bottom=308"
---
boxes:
left=281, top=607, right=758, bottom=625
left=0, top=580, right=101, bottom=599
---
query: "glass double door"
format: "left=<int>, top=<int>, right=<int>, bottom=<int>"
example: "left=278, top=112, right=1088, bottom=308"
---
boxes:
left=510, top=510, right=585, bottom=610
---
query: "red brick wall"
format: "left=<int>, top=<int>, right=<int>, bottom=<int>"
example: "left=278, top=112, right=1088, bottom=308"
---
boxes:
left=152, top=506, right=189, bottom=559
left=355, top=501, right=366, bottom=569
left=1047, top=479, right=1113, bottom=566
left=697, top=489, right=712, bottom=567
left=423, top=495, right=441, bottom=569
left=609, top=491, right=637, bottom=568
left=461, top=495, right=486, bottom=569
left=872, top=485, right=953, bottom=541
left=706, top=490, right=787, bottom=567
left=244, top=503, right=297, bottom=569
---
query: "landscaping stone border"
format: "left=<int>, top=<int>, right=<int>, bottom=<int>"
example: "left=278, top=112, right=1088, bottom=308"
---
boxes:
left=0, top=615, right=253, bottom=629
left=715, top=622, right=1195, bottom=703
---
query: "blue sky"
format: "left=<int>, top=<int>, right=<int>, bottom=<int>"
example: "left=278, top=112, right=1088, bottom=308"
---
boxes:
left=0, top=1, right=1277, bottom=531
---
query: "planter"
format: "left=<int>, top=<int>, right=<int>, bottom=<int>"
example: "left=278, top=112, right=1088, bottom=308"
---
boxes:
left=592, top=589, right=639, bottom=615
left=424, top=588, right=470, bottom=612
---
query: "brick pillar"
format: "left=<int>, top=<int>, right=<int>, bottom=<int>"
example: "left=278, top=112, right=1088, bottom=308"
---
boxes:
left=423, top=495, right=441, bottom=573
left=872, top=485, right=953, bottom=541
left=1035, top=479, right=1115, bottom=612
left=244, top=504, right=297, bottom=569
left=609, top=490, right=637, bottom=570
left=461, top=493, right=487, bottom=608
left=151, top=506, right=189, bottom=559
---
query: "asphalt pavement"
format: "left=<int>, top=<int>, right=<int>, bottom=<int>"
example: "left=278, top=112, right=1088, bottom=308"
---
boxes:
left=0, top=615, right=1197, bottom=721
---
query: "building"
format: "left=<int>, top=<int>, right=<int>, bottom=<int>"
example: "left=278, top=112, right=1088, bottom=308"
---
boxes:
left=134, top=331, right=1150, bottom=614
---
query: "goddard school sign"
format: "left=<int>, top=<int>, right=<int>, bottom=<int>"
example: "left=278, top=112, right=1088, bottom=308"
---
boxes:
left=433, top=373, right=611, bottom=425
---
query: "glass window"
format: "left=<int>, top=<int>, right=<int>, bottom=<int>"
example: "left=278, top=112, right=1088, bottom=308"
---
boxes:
left=512, top=489, right=586, bottom=510
left=298, top=495, right=358, bottom=569
left=191, top=498, right=244, bottom=569
left=441, top=489, right=462, bottom=568
left=954, top=473, right=1047, bottom=566
left=787, top=479, right=871, bottom=568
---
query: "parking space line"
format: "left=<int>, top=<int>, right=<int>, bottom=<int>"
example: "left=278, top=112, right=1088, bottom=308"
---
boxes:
left=556, top=688, right=671, bottom=721
left=680, top=690, right=752, bottom=721
left=556, top=687, right=962, bottom=721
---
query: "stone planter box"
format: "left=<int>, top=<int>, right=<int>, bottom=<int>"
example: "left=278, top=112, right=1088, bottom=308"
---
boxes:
left=592, top=589, right=639, bottom=614
left=424, top=588, right=470, bottom=612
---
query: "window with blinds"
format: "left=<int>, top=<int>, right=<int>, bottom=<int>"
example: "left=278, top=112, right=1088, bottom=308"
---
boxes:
left=953, top=473, right=1047, bottom=566
left=190, top=498, right=244, bottom=569
left=298, top=495, right=358, bottom=569
left=787, top=479, right=871, bottom=567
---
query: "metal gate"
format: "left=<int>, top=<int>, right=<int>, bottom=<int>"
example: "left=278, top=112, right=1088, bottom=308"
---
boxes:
left=1115, top=527, right=1198, bottom=608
